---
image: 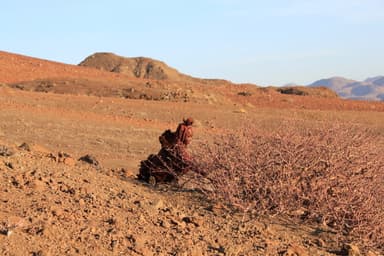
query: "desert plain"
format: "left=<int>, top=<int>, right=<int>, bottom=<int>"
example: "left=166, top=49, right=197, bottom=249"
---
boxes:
left=0, top=51, right=383, bottom=255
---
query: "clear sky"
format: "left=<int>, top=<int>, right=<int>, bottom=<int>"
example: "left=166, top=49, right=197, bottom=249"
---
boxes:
left=1, top=0, right=383, bottom=86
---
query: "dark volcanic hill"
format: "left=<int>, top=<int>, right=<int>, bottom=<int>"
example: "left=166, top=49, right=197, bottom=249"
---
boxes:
left=309, top=76, right=384, bottom=101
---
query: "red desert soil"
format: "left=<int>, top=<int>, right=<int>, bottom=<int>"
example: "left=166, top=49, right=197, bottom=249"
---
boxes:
left=1, top=51, right=384, bottom=255
left=0, top=51, right=131, bottom=84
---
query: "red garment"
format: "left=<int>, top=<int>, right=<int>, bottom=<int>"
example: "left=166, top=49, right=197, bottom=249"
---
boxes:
left=175, top=123, right=193, bottom=145
left=138, top=118, right=195, bottom=183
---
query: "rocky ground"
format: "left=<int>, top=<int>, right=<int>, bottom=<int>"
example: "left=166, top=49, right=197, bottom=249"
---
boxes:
left=1, top=51, right=383, bottom=255
left=0, top=142, right=370, bottom=256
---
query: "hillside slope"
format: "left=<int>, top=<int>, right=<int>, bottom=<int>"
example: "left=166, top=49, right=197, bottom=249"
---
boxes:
left=2, top=51, right=384, bottom=111
left=0, top=51, right=220, bottom=103
left=0, top=51, right=126, bottom=84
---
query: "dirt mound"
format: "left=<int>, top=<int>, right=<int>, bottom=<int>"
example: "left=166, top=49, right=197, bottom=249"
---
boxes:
left=79, top=52, right=195, bottom=81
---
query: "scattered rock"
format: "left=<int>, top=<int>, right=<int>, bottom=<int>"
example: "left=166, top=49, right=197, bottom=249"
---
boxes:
left=18, top=142, right=31, bottom=151
left=51, top=207, right=64, bottom=218
left=0, top=226, right=14, bottom=236
left=78, top=154, right=100, bottom=168
left=5, top=161, right=14, bottom=169
left=59, top=184, right=76, bottom=195
left=0, top=226, right=8, bottom=236
left=170, top=218, right=186, bottom=229
left=153, top=199, right=165, bottom=210
left=46, top=153, right=58, bottom=162
left=31, top=250, right=43, bottom=256
left=0, top=145, right=14, bottom=156
left=181, top=216, right=201, bottom=227
left=47, top=151, right=74, bottom=164
left=58, top=151, right=71, bottom=162
left=159, top=219, right=171, bottom=228
left=25, top=221, right=45, bottom=236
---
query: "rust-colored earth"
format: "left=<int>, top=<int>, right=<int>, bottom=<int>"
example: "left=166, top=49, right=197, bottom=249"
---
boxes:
left=0, top=51, right=383, bottom=255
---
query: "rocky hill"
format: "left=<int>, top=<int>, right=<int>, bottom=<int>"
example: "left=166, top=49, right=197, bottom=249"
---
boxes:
left=79, top=52, right=194, bottom=81
left=309, top=76, right=384, bottom=101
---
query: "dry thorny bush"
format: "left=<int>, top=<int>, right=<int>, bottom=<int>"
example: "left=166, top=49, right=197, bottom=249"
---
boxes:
left=189, top=121, right=384, bottom=251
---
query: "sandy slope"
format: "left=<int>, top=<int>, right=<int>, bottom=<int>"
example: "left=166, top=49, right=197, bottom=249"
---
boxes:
left=0, top=51, right=128, bottom=84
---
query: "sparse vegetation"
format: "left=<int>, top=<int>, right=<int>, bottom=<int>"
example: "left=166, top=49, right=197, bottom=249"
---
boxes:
left=191, top=121, right=384, bottom=252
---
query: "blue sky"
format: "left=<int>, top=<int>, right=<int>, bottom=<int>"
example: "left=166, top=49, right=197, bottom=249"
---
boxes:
left=1, top=0, right=383, bottom=85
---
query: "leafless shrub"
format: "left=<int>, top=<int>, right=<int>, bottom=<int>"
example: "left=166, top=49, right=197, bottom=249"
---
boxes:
left=191, top=121, right=384, bottom=250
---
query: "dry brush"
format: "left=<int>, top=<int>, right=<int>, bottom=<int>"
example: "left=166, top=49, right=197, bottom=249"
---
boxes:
left=191, top=121, right=384, bottom=251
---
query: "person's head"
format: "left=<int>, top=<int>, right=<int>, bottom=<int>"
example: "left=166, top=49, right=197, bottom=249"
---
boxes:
left=183, top=117, right=194, bottom=126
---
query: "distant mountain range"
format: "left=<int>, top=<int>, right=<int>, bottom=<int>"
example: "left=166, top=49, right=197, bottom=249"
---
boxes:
left=308, top=76, right=384, bottom=101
